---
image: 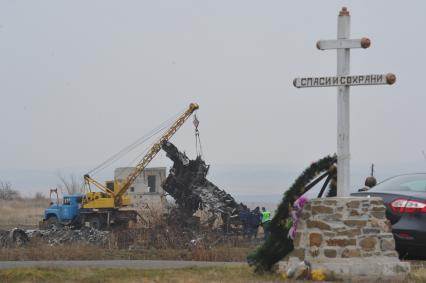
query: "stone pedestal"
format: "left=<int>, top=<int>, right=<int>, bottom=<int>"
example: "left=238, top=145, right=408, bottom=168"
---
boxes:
left=279, top=197, right=410, bottom=280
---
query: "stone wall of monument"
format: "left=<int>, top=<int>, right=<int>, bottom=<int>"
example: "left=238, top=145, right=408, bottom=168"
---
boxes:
left=291, top=197, right=398, bottom=260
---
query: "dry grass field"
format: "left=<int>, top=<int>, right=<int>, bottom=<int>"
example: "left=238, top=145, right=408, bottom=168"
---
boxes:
left=0, top=198, right=258, bottom=262
left=0, top=266, right=283, bottom=283
left=1, top=199, right=424, bottom=283
left=0, top=243, right=253, bottom=262
left=0, top=235, right=254, bottom=262
left=0, top=266, right=425, bottom=283
left=410, top=269, right=426, bottom=282
left=0, top=199, right=48, bottom=229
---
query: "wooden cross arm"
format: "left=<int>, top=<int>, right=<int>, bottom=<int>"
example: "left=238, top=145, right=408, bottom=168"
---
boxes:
left=316, top=38, right=371, bottom=50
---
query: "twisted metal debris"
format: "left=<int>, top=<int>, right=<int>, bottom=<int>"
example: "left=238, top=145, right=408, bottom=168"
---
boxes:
left=0, top=227, right=110, bottom=247
left=0, top=228, right=29, bottom=247
left=162, top=141, right=243, bottom=231
left=29, top=227, right=110, bottom=246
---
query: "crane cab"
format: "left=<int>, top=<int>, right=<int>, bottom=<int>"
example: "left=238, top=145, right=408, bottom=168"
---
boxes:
left=82, top=192, right=131, bottom=209
left=81, top=180, right=131, bottom=209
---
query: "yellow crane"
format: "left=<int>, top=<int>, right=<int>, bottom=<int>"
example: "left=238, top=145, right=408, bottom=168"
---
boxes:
left=42, top=103, right=199, bottom=230
left=83, top=103, right=199, bottom=210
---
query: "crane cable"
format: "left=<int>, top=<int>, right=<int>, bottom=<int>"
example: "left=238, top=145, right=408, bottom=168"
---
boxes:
left=89, top=124, right=167, bottom=176
left=193, top=113, right=204, bottom=158
left=86, top=109, right=184, bottom=176
left=130, top=109, right=204, bottom=168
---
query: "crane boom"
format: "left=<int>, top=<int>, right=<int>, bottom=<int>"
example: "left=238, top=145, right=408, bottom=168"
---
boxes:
left=113, top=103, right=199, bottom=204
left=83, top=103, right=199, bottom=208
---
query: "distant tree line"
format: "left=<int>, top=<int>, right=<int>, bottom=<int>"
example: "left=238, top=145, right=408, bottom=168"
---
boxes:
left=0, top=174, right=84, bottom=202
left=56, top=173, right=84, bottom=195
left=0, top=181, right=20, bottom=200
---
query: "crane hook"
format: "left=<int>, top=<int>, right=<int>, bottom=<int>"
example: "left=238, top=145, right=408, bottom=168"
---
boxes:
left=193, top=114, right=203, bottom=158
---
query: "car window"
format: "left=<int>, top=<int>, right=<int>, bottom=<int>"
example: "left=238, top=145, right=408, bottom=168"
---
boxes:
left=371, top=175, right=426, bottom=192
left=399, top=180, right=426, bottom=192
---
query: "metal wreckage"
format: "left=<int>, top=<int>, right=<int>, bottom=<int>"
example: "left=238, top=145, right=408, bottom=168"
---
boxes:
left=0, top=142, right=255, bottom=248
left=162, top=141, right=254, bottom=234
left=0, top=227, right=110, bottom=248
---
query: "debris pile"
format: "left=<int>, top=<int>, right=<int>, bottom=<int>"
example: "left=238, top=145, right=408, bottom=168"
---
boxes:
left=29, top=227, right=110, bottom=246
left=0, top=227, right=110, bottom=247
left=162, top=141, right=243, bottom=232
left=0, top=228, right=29, bottom=247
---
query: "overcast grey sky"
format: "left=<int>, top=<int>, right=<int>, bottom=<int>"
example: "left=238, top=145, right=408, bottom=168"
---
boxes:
left=1, top=1, right=425, bottom=198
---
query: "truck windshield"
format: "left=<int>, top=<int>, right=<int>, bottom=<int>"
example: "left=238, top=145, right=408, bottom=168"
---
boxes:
left=63, top=197, right=70, bottom=205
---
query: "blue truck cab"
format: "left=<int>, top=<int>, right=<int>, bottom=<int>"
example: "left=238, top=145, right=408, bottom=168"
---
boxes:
left=43, top=194, right=84, bottom=225
left=41, top=191, right=138, bottom=230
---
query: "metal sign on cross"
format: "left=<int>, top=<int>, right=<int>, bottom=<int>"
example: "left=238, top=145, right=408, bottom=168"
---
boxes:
left=293, top=7, right=396, bottom=197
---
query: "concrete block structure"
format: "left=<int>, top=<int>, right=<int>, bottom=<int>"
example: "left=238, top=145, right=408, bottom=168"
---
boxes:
left=114, top=167, right=167, bottom=210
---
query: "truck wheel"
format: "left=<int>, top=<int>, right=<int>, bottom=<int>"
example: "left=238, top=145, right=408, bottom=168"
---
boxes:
left=89, top=216, right=102, bottom=230
left=46, top=216, right=61, bottom=229
left=70, top=215, right=82, bottom=229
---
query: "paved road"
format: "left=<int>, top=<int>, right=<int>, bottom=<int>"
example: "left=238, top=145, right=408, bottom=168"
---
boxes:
left=0, top=260, right=247, bottom=270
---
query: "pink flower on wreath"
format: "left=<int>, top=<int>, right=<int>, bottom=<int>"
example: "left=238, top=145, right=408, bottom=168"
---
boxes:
left=294, top=195, right=308, bottom=210
left=288, top=195, right=309, bottom=240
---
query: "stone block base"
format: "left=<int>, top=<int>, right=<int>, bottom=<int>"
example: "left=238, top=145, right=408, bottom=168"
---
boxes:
left=279, top=197, right=411, bottom=280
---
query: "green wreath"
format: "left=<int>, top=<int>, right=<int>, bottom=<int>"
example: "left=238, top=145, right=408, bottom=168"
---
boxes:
left=247, top=154, right=337, bottom=273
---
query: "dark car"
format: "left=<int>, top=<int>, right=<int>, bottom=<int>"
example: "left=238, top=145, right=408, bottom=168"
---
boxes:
left=351, top=173, right=426, bottom=257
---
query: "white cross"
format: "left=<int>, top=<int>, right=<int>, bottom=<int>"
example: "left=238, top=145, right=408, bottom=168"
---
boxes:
left=293, top=7, right=396, bottom=197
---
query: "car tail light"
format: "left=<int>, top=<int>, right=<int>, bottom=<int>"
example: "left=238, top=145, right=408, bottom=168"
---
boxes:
left=397, top=232, right=414, bottom=240
left=390, top=198, right=426, bottom=213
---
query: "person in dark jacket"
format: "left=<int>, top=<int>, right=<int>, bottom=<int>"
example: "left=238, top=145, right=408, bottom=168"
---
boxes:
left=249, top=207, right=262, bottom=239
left=239, top=205, right=250, bottom=237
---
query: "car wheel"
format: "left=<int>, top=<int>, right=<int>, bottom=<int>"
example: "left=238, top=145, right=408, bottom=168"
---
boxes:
left=396, top=244, right=410, bottom=259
